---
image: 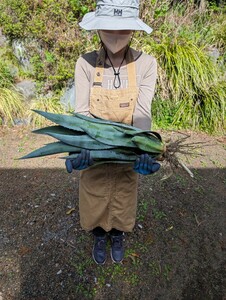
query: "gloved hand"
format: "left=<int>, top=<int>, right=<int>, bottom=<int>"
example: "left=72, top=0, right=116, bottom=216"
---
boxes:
left=133, top=153, right=160, bottom=175
left=65, top=149, right=93, bottom=173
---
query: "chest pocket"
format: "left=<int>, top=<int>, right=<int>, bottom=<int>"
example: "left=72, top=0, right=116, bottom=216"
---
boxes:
left=89, top=48, right=139, bottom=125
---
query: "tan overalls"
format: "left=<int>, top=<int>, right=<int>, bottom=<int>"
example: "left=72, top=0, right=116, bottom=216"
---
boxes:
left=79, top=48, right=139, bottom=232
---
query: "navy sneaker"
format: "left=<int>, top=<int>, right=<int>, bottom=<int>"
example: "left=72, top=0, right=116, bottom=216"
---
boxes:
left=110, top=234, right=124, bottom=263
left=92, top=235, right=107, bottom=265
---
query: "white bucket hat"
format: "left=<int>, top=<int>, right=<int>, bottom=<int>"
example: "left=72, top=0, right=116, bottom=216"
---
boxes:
left=79, top=0, right=153, bottom=34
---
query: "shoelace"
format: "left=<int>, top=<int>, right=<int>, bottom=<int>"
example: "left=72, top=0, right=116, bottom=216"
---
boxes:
left=96, top=238, right=106, bottom=250
left=112, top=236, right=123, bottom=249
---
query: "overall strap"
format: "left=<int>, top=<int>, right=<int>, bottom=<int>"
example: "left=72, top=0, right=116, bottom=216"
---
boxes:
left=93, top=48, right=137, bottom=88
left=93, top=48, right=105, bottom=86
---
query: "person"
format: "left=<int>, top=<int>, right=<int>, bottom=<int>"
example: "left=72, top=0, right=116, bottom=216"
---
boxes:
left=65, top=0, right=160, bottom=265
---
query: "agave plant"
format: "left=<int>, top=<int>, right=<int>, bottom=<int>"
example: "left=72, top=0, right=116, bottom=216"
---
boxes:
left=20, top=110, right=166, bottom=165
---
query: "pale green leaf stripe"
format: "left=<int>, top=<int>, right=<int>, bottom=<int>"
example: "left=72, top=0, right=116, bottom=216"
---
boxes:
left=19, top=142, right=81, bottom=159
left=73, top=113, right=142, bottom=131
left=114, top=127, right=153, bottom=136
left=42, top=132, right=116, bottom=150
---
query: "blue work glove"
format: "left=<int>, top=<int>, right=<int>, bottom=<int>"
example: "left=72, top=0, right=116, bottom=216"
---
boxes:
left=133, top=153, right=160, bottom=175
left=65, top=149, right=93, bottom=173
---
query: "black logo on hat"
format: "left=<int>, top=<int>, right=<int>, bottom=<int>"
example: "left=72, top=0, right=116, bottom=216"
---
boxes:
left=114, top=9, right=122, bottom=16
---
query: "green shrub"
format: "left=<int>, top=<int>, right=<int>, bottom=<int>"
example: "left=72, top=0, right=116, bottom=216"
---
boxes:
left=152, top=98, right=178, bottom=130
left=0, top=0, right=98, bottom=91
left=0, top=60, right=14, bottom=88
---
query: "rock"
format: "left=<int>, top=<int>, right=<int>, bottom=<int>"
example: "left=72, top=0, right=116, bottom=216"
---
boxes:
left=207, top=47, right=220, bottom=62
left=15, top=79, right=36, bottom=101
left=13, top=118, right=30, bottom=125
left=12, top=40, right=33, bottom=72
left=138, top=224, right=143, bottom=229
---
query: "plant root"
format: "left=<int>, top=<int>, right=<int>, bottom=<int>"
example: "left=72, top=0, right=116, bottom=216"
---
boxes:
left=159, top=133, right=208, bottom=178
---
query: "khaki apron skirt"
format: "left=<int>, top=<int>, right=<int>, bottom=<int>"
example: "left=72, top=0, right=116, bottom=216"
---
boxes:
left=79, top=49, right=139, bottom=232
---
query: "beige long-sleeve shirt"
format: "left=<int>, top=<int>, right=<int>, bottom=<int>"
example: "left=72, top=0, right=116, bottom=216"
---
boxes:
left=74, top=48, right=157, bottom=130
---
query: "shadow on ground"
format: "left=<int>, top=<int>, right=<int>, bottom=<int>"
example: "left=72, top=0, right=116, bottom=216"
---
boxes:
left=0, top=166, right=226, bottom=300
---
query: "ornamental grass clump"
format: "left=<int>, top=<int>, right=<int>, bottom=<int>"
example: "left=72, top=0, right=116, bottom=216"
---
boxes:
left=28, top=96, right=65, bottom=127
left=0, top=87, right=26, bottom=125
left=143, top=36, right=225, bottom=133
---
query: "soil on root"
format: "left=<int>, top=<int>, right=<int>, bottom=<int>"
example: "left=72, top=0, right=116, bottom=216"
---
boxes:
left=0, top=126, right=226, bottom=300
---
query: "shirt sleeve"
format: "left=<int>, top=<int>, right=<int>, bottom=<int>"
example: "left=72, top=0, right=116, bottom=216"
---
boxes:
left=74, top=56, right=92, bottom=117
left=133, top=56, right=157, bottom=130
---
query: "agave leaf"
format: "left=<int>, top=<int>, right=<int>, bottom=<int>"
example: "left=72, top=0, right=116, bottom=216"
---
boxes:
left=32, top=110, right=86, bottom=132
left=33, top=125, right=84, bottom=136
left=64, top=149, right=137, bottom=161
left=19, top=142, right=81, bottom=159
left=43, top=132, right=116, bottom=150
left=33, top=110, right=130, bottom=134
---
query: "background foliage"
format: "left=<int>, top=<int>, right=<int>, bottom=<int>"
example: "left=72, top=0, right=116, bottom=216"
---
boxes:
left=0, top=0, right=225, bottom=132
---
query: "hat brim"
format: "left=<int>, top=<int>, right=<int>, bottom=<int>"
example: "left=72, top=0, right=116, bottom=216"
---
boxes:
left=79, top=12, right=153, bottom=34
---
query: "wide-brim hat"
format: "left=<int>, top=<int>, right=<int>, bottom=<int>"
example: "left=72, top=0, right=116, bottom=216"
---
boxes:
left=79, top=0, right=153, bottom=34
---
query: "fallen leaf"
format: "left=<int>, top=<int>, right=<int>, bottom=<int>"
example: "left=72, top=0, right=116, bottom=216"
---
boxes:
left=66, top=208, right=76, bottom=215
left=166, top=226, right=174, bottom=232
left=130, top=253, right=140, bottom=258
